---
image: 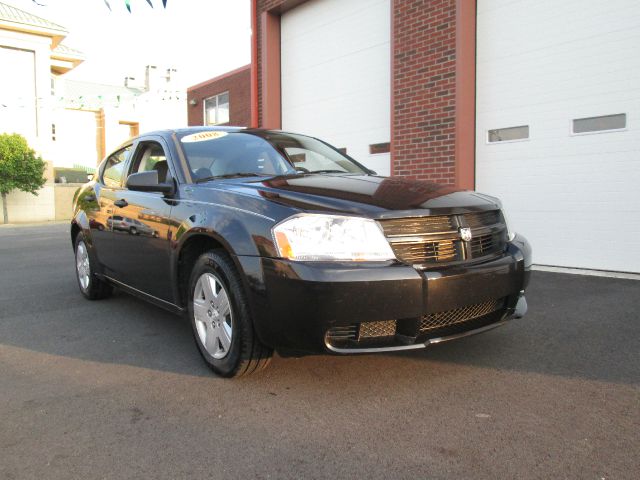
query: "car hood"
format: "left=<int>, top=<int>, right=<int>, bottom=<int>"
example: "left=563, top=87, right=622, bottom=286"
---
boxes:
left=202, top=174, right=501, bottom=218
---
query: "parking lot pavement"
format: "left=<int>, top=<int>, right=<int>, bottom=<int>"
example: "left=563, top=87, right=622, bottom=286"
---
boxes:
left=1, top=223, right=638, bottom=479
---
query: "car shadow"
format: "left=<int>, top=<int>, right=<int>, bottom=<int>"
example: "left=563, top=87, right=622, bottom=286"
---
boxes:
left=1, top=238, right=638, bottom=387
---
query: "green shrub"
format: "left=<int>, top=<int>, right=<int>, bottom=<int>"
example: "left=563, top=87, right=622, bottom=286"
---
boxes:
left=0, top=133, right=46, bottom=224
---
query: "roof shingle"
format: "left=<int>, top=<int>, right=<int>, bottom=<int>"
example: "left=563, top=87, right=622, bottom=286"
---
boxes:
left=0, top=1, right=67, bottom=33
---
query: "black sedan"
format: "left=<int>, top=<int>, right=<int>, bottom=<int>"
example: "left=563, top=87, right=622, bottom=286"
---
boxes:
left=71, top=127, right=531, bottom=377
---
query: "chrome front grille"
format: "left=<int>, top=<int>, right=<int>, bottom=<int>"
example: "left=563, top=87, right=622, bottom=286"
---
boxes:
left=378, top=210, right=507, bottom=266
left=379, top=215, right=455, bottom=236
left=420, top=299, right=504, bottom=333
left=389, top=239, right=459, bottom=264
left=470, top=232, right=495, bottom=257
left=464, top=210, right=501, bottom=228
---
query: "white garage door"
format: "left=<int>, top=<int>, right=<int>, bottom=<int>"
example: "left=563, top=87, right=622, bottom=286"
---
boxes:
left=476, top=0, right=640, bottom=273
left=281, top=0, right=391, bottom=175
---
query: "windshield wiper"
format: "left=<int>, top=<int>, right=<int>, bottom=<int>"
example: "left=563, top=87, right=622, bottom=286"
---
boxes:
left=307, top=169, right=349, bottom=174
left=195, top=172, right=270, bottom=183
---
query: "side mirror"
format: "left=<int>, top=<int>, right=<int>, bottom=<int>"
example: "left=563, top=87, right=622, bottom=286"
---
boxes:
left=126, top=171, right=174, bottom=195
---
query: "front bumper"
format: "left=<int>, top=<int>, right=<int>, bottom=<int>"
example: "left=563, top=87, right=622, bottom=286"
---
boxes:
left=238, top=233, right=532, bottom=354
left=325, top=292, right=527, bottom=353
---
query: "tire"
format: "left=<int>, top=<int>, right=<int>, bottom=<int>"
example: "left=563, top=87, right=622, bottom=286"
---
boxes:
left=74, top=232, right=113, bottom=300
left=188, top=250, right=273, bottom=377
left=129, top=227, right=138, bottom=235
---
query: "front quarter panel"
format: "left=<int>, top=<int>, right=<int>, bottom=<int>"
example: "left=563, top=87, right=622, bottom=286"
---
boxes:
left=169, top=184, right=293, bottom=308
left=170, top=185, right=281, bottom=258
left=71, top=181, right=106, bottom=272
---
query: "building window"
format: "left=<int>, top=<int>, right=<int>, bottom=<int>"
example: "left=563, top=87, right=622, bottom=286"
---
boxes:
left=572, top=114, right=626, bottom=134
left=51, top=123, right=56, bottom=142
left=204, top=92, right=230, bottom=125
left=488, top=125, right=529, bottom=143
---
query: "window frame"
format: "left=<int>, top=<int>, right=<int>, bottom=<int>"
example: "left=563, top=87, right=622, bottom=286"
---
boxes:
left=486, top=125, right=530, bottom=145
left=203, top=91, right=230, bottom=126
left=570, top=113, right=627, bottom=136
left=100, top=144, right=133, bottom=188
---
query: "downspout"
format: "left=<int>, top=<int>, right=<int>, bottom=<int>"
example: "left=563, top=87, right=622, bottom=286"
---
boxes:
left=250, top=0, right=259, bottom=128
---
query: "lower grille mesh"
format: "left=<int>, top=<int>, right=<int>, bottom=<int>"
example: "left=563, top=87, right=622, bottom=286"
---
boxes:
left=359, top=320, right=396, bottom=339
left=420, top=299, right=503, bottom=333
left=326, top=299, right=506, bottom=348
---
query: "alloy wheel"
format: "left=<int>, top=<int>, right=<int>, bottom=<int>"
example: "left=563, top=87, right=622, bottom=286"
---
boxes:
left=193, top=272, right=233, bottom=359
left=76, top=241, right=90, bottom=290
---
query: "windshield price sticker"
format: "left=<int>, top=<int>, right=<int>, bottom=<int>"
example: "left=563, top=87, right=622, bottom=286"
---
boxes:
left=182, top=131, right=228, bottom=143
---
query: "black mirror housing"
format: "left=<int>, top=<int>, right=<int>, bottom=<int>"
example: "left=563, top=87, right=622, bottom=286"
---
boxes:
left=126, top=171, right=174, bottom=195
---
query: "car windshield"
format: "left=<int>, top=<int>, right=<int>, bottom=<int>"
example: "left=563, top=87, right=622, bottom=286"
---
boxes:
left=177, top=130, right=367, bottom=182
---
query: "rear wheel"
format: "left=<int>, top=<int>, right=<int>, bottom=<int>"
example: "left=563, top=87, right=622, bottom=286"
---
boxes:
left=188, top=250, right=272, bottom=377
left=74, top=232, right=113, bottom=300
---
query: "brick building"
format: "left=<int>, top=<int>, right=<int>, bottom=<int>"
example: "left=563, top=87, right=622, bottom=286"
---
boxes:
left=252, top=0, right=474, bottom=186
left=188, top=0, right=640, bottom=273
left=187, top=65, right=251, bottom=127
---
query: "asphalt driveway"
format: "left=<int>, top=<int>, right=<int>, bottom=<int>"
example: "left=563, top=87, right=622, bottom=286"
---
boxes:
left=1, top=223, right=638, bottom=479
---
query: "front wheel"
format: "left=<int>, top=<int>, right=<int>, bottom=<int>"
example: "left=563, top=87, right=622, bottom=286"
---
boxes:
left=188, top=250, right=272, bottom=377
left=74, top=232, right=113, bottom=300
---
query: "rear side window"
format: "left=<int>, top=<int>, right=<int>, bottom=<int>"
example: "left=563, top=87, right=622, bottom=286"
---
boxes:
left=102, top=146, right=131, bottom=188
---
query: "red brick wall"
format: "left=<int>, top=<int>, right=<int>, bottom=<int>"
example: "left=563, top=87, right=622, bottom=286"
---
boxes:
left=256, top=0, right=463, bottom=184
left=187, top=65, right=251, bottom=127
left=255, top=0, right=296, bottom=127
left=392, top=0, right=458, bottom=184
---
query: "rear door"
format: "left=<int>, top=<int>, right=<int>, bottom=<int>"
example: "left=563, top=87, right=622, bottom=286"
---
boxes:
left=110, top=137, right=176, bottom=302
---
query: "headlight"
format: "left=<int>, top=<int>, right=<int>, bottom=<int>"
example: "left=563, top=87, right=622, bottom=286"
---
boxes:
left=501, top=208, right=516, bottom=242
left=272, top=214, right=396, bottom=262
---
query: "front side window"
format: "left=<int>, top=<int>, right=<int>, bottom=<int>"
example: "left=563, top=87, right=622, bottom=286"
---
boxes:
left=102, top=146, right=131, bottom=188
left=204, top=92, right=230, bottom=125
left=130, top=142, right=171, bottom=183
left=178, top=131, right=367, bottom=182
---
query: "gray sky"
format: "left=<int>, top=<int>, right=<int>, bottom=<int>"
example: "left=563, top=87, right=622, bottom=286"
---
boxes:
left=17, top=0, right=251, bottom=89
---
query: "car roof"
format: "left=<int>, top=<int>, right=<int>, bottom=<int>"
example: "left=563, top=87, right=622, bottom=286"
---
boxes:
left=135, top=126, right=293, bottom=138
left=136, top=125, right=318, bottom=140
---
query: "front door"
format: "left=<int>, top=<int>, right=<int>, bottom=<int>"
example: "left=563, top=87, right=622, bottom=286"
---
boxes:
left=110, top=139, right=176, bottom=302
left=88, top=145, right=132, bottom=273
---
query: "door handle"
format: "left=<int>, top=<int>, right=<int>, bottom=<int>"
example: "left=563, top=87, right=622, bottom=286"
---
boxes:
left=114, top=199, right=128, bottom=208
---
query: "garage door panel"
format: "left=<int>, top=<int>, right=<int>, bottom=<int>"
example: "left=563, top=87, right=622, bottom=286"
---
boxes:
left=281, top=0, right=389, bottom=66
left=282, top=47, right=389, bottom=112
left=476, top=0, right=640, bottom=272
left=281, top=0, right=390, bottom=175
